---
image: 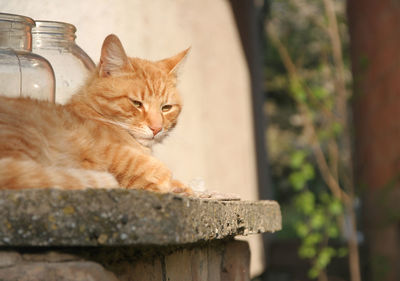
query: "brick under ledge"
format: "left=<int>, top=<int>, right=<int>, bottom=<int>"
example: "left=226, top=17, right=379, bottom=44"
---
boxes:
left=0, top=189, right=281, bottom=281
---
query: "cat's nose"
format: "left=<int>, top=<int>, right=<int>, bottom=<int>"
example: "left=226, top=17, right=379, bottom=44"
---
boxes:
left=149, top=126, right=162, bottom=136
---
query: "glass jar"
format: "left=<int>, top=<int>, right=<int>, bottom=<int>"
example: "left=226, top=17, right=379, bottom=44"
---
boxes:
left=0, top=13, right=55, bottom=101
left=32, top=21, right=95, bottom=104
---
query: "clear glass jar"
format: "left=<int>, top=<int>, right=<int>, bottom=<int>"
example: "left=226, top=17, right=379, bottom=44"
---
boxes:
left=0, top=13, right=55, bottom=101
left=32, top=21, right=95, bottom=104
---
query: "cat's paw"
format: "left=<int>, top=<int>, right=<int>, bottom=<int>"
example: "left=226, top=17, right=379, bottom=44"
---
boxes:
left=171, top=179, right=193, bottom=196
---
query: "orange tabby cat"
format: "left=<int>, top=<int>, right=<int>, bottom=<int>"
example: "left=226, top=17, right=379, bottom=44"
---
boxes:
left=0, top=34, right=192, bottom=195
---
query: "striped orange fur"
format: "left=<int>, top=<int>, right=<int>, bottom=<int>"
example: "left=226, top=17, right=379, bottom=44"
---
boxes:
left=0, top=34, right=192, bottom=195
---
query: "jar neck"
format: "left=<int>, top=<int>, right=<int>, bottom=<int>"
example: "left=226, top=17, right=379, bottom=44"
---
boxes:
left=32, top=21, right=77, bottom=49
left=0, top=13, right=34, bottom=51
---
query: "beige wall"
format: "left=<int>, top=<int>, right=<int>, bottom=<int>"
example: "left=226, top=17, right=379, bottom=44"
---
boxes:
left=1, top=0, right=263, bottom=276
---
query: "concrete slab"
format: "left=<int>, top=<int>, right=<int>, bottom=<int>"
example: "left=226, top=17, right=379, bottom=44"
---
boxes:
left=0, top=189, right=281, bottom=246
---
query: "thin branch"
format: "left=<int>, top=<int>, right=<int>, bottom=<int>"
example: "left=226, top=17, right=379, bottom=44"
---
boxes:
left=328, top=139, right=339, bottom=181
left=299, top=103, right=351, bottom=205
left=322, top=0, right=355, bottom=195
left=322, top=0, right=348, bottom=120
left=267, top=23, right=337, bottom=122
left=266, top=22, right=298, bottom=79
left=322, top=2, right=361, bottom=281
left=267, top=23, right=351, bottom=205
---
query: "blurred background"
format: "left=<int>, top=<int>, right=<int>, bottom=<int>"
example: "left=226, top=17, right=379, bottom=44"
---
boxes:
left=1, top=0, right=399, bottom=280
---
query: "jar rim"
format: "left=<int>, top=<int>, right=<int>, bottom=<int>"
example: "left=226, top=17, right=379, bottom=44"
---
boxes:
left=33, top=21, right=76, bottom=34
left=0, top=13, right=35, bottom=27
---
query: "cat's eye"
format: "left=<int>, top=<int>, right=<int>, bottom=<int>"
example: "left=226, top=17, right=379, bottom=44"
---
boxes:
left=161, top=104, right=173, bottom=112
left=130, top=99, right=143, bottom=109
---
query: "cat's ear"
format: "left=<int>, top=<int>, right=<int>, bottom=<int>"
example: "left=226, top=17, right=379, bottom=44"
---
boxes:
left=158, top=47, right=190, bottom=75
left=99, top=34, right=133, bottom=77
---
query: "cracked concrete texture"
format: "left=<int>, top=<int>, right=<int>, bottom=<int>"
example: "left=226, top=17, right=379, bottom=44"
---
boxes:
left=0, top=189, right=281, bottom=246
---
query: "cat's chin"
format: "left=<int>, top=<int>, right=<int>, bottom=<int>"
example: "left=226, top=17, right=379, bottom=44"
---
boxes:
left=132, top=131, right=167, bottom=147
left=136, top=136, right=167, bottom=147
left=135, top=137, right=155, bottom=148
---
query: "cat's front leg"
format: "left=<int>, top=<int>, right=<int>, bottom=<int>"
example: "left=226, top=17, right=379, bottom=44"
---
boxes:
left=105, top=145, right=192, bottom=194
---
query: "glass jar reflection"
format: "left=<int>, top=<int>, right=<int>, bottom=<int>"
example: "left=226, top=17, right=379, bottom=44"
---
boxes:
left=0, top=13, right=55, bottom=101
left=32, top=21, right=95, bottom=104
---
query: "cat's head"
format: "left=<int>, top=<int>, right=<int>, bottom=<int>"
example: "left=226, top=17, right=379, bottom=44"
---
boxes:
left=84, top=34, right=189, bottom=147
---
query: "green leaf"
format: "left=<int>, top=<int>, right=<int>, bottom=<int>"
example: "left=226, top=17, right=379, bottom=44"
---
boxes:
left=290, top=150, right=307, bottom=169
left=310, top=210, right=325, bottom=229
left=304, top=233, right=323, bottom=245
left=316, top=247, right=336, bottom=268
left=308, top=266, right=320, bottom=279
left=311, top=86, right=328, bottom=100
left=290, top=79, right=307, bottom=102
left=301, top=163, right=315, bottom=181
left=327, top=225, right=339, bottom=238
left=328, top=200, right=343, bottom=215
left=295, top=222, right=309, bottom=237
left=320, top=191, right=331, bottom=204
left=299, top=244, right=316, bottom=258
left=332, top=122, right=343, bottom=136
left=289, top=172, right=306, bottom=191
left=295, top=191, right=315, bottom=214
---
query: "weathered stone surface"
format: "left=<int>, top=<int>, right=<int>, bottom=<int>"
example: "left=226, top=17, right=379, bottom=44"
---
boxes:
left=0, top=251, right=21, bottom=268
left=0, top=189, right=281, bottom=246
left=0, top=261, right=119, bottom=281
left=21, top=251, right=80, bottom=262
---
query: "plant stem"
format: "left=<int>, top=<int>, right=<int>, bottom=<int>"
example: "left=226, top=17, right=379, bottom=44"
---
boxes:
left=318, top=270, right=329, bottom=281
left=322, top=0, right=361, bottom=280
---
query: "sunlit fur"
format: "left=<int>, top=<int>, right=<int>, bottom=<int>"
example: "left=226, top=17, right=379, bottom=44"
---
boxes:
left=0, top=34, right=192, bottom=194
left=79, top=56, right=182, bottom=147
